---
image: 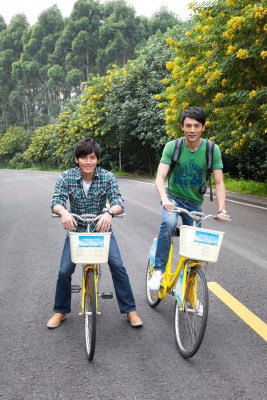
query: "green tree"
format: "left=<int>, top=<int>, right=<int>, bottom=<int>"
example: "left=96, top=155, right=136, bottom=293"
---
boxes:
left=161, top=0, right=266, bottom=181
left=0, top=125, right=30, bottom=166
left=149, top=7, right=181, bottom=35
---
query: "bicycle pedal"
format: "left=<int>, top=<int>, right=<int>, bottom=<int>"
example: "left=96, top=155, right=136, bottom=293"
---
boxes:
left=100, top=292, right=113, bottom=299
left=71, top=285, right=81, bottom=293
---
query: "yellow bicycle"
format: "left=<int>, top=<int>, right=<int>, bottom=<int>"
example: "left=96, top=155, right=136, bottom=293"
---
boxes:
left=53, top=210, right=122, bottom=362
left=146, top=207, right=226, bottom=358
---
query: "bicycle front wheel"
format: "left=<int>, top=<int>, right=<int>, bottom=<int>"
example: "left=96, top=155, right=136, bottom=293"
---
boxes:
left=174, top=266, right=208, bottom=358
left=84, top=268, right=96, bottom=361
left=146, top=259, right=161, bottom=308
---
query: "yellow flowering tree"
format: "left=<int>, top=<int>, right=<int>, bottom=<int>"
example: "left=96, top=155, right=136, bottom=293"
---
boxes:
left=162, top=0, right=267, bottom=181
left=24, top=124, right=58, bottom=166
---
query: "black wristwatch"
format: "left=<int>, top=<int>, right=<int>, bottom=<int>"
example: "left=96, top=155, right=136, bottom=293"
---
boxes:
left=106, top=208, right=115, bottom=218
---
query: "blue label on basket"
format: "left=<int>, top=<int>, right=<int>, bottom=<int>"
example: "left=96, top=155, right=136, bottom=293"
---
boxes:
left=78, top=235, right=104, bottom=248
left=194, top=231, right=219, bottom=246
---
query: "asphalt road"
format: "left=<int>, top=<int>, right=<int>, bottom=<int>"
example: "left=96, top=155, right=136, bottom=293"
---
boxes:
left=1, top=169, right=267, bottom=400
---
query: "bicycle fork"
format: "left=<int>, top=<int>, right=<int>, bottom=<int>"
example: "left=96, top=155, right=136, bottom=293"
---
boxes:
left=80, top=265, right=101, bottom=316
left=80, top=264, right=114, bottom=316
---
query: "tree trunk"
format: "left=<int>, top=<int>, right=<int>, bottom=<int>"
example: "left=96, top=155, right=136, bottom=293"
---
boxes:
left=146, top=147, right=153, bottom=176
left=119, top=146, right=122, bottom=171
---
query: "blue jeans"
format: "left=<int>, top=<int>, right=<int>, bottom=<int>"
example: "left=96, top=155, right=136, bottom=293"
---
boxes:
left=155, top=196, right=202, bottom=272
left=53, top=231, right=136, bottom=314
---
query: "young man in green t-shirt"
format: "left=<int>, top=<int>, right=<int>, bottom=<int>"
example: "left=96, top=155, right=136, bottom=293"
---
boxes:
left=148, top=106, right=230, bottom=291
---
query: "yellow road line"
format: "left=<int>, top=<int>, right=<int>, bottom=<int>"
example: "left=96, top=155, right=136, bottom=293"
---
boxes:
left=208, top=282, right=267, bottom=342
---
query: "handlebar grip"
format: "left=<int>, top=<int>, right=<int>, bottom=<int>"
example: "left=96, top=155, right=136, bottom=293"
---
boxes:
left=52, top=213, right=60, bottom=218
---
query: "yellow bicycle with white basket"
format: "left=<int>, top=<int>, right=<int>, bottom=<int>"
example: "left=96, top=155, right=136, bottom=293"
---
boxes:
left=146, top=207, right=227, bottom=358
left=53, top=210, right=123, bottom=362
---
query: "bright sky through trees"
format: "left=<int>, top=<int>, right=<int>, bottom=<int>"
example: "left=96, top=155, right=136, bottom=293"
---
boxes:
left=1, top=0, right=198, bottom=25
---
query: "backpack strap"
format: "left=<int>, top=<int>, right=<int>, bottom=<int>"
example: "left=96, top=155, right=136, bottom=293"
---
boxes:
left=205, top=139, right=215, bottom=201
left=168, top=137, right=184, bottom=179
left=167, top=137, right=184, bottom=190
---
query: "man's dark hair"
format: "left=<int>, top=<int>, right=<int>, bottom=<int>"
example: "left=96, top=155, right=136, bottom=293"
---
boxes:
left=181, top=106, right=206, bottom=126
left=75, top=138, right=101, bottom=160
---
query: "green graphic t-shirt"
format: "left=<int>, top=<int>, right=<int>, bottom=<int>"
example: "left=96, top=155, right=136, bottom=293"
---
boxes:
left=161, top=139, right=223, bottom=204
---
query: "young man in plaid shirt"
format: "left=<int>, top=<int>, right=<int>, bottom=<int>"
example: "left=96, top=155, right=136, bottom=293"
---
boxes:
left=47, top=139, right=143, bottom=328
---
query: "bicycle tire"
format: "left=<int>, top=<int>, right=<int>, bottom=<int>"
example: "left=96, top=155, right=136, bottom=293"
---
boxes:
left=174, top=266, right=208, bottom=358
left=84, top=268, right=97, bottom=361
left=146, top=259, right=161, bottom=308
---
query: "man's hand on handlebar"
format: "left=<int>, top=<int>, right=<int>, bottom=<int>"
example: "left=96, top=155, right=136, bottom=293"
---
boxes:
left=216, top=211, right=231, bottom=222
left=96, top=213, right=112, bottom=232
left=60, top=209, right=78, bottom=231
left=162, top=199, right=175, bottom=211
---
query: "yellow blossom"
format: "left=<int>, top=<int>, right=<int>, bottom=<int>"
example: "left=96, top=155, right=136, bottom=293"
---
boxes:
left=225, top=30, right=234, bottom=40
left=261, top=51, right=267, bottom=59
left=236, top=49, right=249, bottom=59
left=185, top=31, right=192, bottom=37
left=186, top=81, right=193, bottom=88
left=249, top=90, right=257, bottom=97
left=182, top=102, right=190, bottom=110
left=226, top=45, right=236, bottom=55
left=166, top=61, right=174, bottom=70
left=213, top=93, right=224, bottom=102
left=195, top=66, right=206, bottom=74
left=166, top=37, right=174, bottom=46
left=188, top=2, right=196, bottom=10
left=209, top=61, right=218, bottom=69
left=221, top=78, right=227, bottom=87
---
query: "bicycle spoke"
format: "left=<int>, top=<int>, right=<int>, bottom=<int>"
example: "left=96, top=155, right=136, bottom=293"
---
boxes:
left=174, top=267, right=208, bottom=358
left=84, top=269, right=96, bottom=361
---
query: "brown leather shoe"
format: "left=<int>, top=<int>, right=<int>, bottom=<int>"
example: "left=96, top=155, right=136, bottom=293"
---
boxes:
left=47, top=313, right=66, bottom=329
left=127, top=311, right=143, bottom=327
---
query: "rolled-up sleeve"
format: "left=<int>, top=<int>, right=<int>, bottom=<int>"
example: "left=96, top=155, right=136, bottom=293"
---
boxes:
left=107, top=174, right=125, bottom=210
left=50, top=173, right=69, bottom=210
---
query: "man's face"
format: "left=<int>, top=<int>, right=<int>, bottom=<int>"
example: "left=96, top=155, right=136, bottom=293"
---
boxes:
left=181, top=117, right=205, bottom=144
left=75, top=152, right=98, bottom=177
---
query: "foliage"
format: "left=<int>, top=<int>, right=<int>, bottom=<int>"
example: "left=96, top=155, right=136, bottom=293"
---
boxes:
left=0, top=125, right=31, bottom=167
left=0, top=0, right=180, bottom=132
left=160, top=0, right=267, bottom=181
left=0, top=0, right=266, bottom=183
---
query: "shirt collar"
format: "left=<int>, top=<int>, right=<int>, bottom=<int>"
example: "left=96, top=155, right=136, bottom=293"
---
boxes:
left=75, top=166, right=100, bottom=182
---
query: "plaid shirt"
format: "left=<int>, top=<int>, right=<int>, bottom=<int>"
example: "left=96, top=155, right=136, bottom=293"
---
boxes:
left=50, top=166, right=124, bottom=232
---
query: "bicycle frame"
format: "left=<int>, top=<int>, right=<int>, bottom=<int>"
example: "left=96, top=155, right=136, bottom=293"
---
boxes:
left=158, top=239, right=203, bottom=302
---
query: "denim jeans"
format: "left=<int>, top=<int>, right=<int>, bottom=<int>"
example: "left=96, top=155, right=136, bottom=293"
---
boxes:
left=53, top=231, right=136, bottom=314
left=155, top=196, right=202, bottom=272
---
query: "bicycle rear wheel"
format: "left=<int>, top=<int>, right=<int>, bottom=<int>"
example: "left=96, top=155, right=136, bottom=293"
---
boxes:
left=84, top=268, right=96, bottom=361
left=146, top=259, right=161, bottom=308
left=174, top=266, right=208, bottom=358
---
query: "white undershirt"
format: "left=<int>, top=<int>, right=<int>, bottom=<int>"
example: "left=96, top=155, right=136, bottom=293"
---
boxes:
left=83, top=180, right=91, bottom=195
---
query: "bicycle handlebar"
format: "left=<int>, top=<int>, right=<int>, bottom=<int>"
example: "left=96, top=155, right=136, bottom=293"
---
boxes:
left=52, top=208, right=125, bottom=222
left=172, top=207, right=231, bottom=222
